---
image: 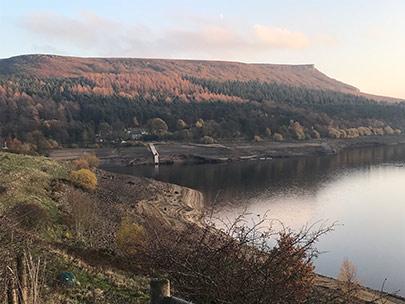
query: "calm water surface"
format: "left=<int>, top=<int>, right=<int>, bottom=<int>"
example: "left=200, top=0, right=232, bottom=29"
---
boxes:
left=103, top=145, right=405, bottom=295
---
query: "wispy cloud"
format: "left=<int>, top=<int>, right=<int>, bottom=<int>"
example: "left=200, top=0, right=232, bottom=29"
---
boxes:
left=20, top=12, right=150, bottom=55
left=19, top=12, right=331, bottom=59
left=253, top=25, right=310, bottom=49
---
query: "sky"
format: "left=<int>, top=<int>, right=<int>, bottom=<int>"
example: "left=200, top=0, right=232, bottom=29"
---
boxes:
left=1, top=0, right=405, bottom=98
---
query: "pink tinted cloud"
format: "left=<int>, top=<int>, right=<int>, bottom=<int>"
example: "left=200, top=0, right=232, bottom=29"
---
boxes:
left=253, top=25, right=310, bottom=49
left=20, top=12, right=334, bottom=59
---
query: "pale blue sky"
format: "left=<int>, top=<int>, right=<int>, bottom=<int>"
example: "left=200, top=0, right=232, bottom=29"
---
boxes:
left=1, top=0, right=405, bottom=98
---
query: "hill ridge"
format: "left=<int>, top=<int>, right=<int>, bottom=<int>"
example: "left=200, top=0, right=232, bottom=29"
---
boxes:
left=0, top=54, right=359, bottom=95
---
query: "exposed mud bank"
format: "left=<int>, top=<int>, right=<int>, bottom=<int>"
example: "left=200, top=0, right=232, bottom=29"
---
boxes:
left=94, top=169, right=205, bottom=227
left=49, top=135, right=405, bottom=166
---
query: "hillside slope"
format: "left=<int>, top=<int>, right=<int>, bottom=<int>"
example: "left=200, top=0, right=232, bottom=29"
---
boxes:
left=0, top=54, right=359, bottom=94
left=1, top=54, right=405, bottom=151
left=0, top=151, right=204, bottom=303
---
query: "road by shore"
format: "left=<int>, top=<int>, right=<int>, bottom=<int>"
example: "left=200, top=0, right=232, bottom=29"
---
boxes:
left=49, top=135, right=405, bottom=166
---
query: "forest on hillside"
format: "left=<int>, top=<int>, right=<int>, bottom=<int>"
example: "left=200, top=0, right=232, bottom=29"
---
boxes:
left=1, top=71, right=405, bottom=153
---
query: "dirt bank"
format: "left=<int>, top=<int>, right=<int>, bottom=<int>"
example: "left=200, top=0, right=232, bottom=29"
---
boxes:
left=93, top=169, right=205, bottom=228
left=49, top=135, right=405, bottom=166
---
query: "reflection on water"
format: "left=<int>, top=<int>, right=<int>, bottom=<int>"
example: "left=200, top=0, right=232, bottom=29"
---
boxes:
left=103, top=144, right=405, bottom=295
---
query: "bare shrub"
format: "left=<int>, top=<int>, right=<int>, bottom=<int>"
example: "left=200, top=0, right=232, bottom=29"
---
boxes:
left=81, top=153, right=100, bottom=168
left=72, top=158, right=90, bottom=170
left=7, top=203, right=50, bottom=231
left=131, top=215, right=333, bottom=304
left=73, top=153, right=100, bottom=170
left=5, top=251, right=46, bottom=304
left=68, top=190, right=98, bottom=241
left=67, top=190, right=116, bottom=249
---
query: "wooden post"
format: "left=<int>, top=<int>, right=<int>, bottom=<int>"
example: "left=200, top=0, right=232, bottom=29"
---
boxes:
left=150, top=278, right=170, bottom=304
left=16, top=254, right=27, bottom=304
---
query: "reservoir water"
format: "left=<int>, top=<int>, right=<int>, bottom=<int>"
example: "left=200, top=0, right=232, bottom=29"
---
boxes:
left=103, top=144, right=405, bottom=295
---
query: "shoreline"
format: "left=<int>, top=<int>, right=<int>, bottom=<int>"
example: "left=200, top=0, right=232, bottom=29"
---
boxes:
left=103, top=169, right=405, bottom=303
left=47, top=148, right=405, bottom=302
left=49, top=135, right=405, bottom=166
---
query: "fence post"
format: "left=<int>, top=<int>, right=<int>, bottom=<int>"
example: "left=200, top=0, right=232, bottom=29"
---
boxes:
left=150, top=278, right=170, bottom=304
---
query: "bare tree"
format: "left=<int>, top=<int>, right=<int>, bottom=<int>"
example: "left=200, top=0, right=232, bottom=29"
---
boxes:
left=338, top=258, right=361, bottom=302
left=67, top=189, right=117, bottom=250
left=129, top=214, right=334, bottom=304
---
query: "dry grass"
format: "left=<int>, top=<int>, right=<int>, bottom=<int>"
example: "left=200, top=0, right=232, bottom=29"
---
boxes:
left=0, top=152, right=68, bottom=213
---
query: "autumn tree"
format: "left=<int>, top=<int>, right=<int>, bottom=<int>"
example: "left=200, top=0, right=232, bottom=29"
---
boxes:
left=176, top=119, right=187, bottom=130
left=147, top=118, right=169, bottom=137
left=338, top=259, right=360, bottom=302
left=289, top=121, right=306, bottom=140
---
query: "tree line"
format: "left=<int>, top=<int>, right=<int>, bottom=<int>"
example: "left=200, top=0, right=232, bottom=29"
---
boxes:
left=0, top=75, right=404, bottom=152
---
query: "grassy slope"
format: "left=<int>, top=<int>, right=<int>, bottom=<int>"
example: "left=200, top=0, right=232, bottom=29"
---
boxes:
left=0, top=152, right=149, bottom=304
left=0, top=152, right=67, bottom=212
